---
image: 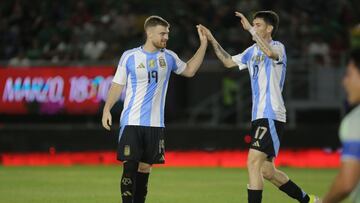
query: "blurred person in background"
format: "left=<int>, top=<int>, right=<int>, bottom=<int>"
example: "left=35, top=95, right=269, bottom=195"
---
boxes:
left=101, top=16, right=207, bottom=203
left=83, top=33, right=107, bottom=60
left=8, top=49, right=30, bottom=67
left=323, top=49, right=360, bottom=203
left=199, top=10, right=319, bottom=203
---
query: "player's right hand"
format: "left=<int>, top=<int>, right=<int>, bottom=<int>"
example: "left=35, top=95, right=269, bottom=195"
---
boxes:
left=102, top=110, right=112, bottom=131
left=235, top=12, right=252, bottom=31
left=197, top=24, right=215, bottom=42
left=196, top=24, right=208, bottom=47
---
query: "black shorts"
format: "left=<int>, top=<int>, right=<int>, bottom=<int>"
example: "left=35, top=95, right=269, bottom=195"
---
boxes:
left=250, top=118, right=285, bottom=158
left=117, top=125, right=165, bottom=164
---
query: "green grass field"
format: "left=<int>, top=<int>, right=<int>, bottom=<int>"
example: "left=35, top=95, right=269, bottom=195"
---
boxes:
left=0, top=166, right=351, bottom=203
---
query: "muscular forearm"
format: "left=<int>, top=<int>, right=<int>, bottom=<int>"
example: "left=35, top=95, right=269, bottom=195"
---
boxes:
left=249, top=28, right=278, bottom=60
left=103, top=82, right=124, bottom=111
left=183, top=44, right=207, bottom=77
left=210, top=39, right=236, bottom=68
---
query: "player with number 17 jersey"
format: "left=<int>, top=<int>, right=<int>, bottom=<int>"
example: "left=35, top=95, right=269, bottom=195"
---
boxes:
left=232, top=40, right=286, bottom=123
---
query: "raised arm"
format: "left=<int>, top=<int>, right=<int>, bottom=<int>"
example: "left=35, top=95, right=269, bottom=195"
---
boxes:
left=198, top=25, right=237, bottom=68
left=181, top=25, right=208, bottom=77
left=102, top=83, right=124, bottom=131
left=235, top=12, right=279, bottom=60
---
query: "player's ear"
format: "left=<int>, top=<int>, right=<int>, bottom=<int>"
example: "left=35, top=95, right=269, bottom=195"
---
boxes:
left=266, top=25, right=273, bottom=35
left=145, top=27, right=153, bottom=39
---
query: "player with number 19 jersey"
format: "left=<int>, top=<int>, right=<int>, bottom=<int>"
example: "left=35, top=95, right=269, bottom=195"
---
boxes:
left=112, top=46, right=186, bottom=128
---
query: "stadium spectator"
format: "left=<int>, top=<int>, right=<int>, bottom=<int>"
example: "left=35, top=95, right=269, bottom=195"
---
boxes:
left=83, top=33, right=107, bottom=60
left=0, top=0, right=356, bottom=63
left=26, top=39, right=42, bottom=60
left=308, top=35, right=331, bottom=65
left=8, top=49, right=30, bottom=67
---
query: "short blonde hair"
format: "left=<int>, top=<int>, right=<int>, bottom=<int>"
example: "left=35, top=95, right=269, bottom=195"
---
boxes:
left=144, top=15, right=170, bottom=30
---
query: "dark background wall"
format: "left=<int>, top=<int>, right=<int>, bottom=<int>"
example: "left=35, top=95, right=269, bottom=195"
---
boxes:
left=0, top=0, right=358, bottom=153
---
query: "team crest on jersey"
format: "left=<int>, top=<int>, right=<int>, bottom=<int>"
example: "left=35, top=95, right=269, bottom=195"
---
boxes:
left=124, top=145, right=131, bottom=156
left=159, top=57, right=166, bottom=68
left=148, top=59, right=156, bottom=68
left=137, top=63, right=145, bottom=69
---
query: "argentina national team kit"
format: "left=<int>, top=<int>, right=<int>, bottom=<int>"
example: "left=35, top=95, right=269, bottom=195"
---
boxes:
left=112, top=46, right=186, bottom=163
left=232, top=41, right=287, bottom=157
left=339, top=105, right=360, bottom=202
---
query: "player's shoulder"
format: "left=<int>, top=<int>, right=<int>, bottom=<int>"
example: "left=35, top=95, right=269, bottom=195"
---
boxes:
left=271, top=41, right=285, bottom=48
left=248, top=43, right=257, bottom=49
left=242, top=44, right=256, bottom=54
left=348, top=105, right=360, bottom=123
left=163, top=48, right=177, bottom=56
left=118, top=47, right=141, bottom=65
left=271, top=40, right=283, bottom=45
left=163, top=48, right=180, bottom=59
left=122, top=47, right=141, bottom=57
left=340, top=105, right=360, bottom=140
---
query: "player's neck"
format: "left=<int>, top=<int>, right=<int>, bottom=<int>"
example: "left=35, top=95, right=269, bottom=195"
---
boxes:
left=143, top=42, right=160, bottom=53
left=265, top=36, right=272, bottom=43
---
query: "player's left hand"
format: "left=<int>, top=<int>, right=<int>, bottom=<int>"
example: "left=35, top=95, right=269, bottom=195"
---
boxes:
left=196, top=24, right=208, bottom=47
left=235, top=12, right=252, bottom=31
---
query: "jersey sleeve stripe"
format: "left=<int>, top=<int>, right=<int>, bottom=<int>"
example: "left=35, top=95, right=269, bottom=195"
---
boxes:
left=341, top=141, right=360, bottom=161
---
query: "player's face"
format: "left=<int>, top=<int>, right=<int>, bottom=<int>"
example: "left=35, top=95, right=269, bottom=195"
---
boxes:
left=252, top=18, right=272, bottom=39
left=147, top=25, right=169, bottom=49
left=343, top=60, right=360, bottom=104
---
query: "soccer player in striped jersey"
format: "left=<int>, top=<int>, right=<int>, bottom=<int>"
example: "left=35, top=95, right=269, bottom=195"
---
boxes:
left=199, top=11, right=319, bottom=203
left=323, top=49, right=360, bottom=203
left=102, top=16, right=207, bottom=203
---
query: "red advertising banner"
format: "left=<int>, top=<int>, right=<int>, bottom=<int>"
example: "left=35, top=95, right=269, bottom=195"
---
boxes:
left=0, top=67, right=116, bottom=115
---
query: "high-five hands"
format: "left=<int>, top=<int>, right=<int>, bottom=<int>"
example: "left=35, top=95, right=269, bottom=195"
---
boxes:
left=197, top=24, right=215, bottom=42
left=196, top=24, right=208, bottom=46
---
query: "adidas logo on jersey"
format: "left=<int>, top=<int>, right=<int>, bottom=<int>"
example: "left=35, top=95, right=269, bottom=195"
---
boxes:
left=122, top=191, right=132, bottom=196
left=137, top=63, right=145, bottom=69
left=252, top=141, right=260, bottom=147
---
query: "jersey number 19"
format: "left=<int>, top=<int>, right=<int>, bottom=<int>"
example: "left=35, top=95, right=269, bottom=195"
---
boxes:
left=148, top=71, right=158, bottom=83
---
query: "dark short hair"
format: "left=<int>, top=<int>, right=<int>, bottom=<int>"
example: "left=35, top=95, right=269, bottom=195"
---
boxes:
left=144, top=15, right=170, bottom=30
left=253, top=11, right=279, bottom=37
left=349, top=48, right=360, bottom=71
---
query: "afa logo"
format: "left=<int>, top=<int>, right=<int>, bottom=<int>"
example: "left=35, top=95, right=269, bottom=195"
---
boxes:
left=124, top=145, right=131, bottom=156
left=159, top=57, right=166, bottom=68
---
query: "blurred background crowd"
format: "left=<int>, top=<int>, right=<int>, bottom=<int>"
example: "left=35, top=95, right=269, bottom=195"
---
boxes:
left=1, top=0, right=360, bottom=152
left=1, top=0, right=359, bottom=66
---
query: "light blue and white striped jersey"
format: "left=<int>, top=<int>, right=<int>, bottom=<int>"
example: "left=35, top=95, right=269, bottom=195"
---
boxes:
left=339, top=105, right=360, bottom=202
left=340, top=105, right=360, bottom=161
left=112, top=46, right=186, bottom=127
left=232, top=41, right=287, bottom=122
